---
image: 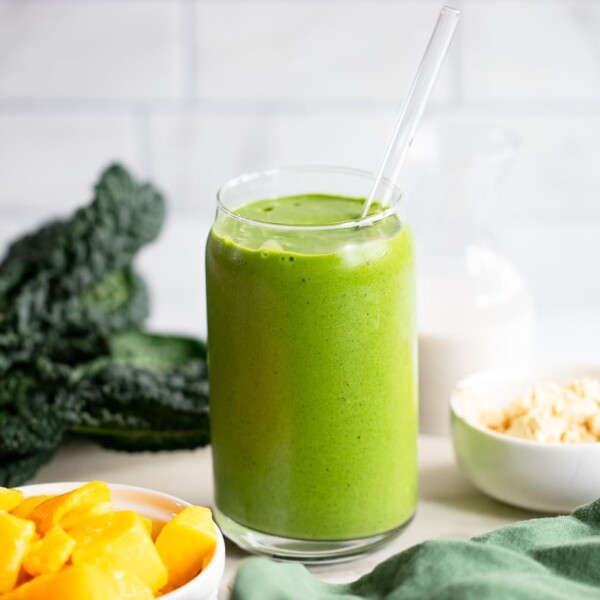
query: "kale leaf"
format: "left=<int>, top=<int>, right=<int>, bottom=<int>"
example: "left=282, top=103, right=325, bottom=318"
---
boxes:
left=0, top=164, right=164, bottom=301
left=0, top=360, right=77, bottom=466
left=71, top=331, right=209, bottom=452
left=0, top=164, right=164, bottom=373
left=0, top=451, right=59, bottom=488
left=0, top=332, right=210, bottom=485
left=0, top=164, right=211, bottom=486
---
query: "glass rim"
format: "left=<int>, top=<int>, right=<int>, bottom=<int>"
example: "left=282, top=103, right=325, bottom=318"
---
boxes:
left=216, top=165, right=402, bottom=232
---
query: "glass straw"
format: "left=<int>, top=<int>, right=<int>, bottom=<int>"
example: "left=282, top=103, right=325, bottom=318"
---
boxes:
left=360, top=6, right=461, bottom=220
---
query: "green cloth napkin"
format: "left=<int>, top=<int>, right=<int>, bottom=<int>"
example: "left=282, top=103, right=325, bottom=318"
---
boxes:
left=232, top=500, right=600, bottom=599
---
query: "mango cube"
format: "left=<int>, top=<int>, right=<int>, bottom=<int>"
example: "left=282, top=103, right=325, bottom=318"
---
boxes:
left=139, top=514, right=153, bottom=536
left=0, top=488, right=24, bottom=512
left=60, top=501, right=112, bottom=531
left=111, top=571, right=155, bottom=600
left=1, top=563, right=153, bottom=600
left=22, top=526, right=75, bottom=577
left=0, top=511, right=37, bottom=593
left=137, top=516, right=165, bottom=541
left=69, top=510, right=168, bottom=593
left=155, top=506, right=217, bottom=589
left=11, top=496, right=53, bottom=520
left=29, top=481, right=111, bottom=534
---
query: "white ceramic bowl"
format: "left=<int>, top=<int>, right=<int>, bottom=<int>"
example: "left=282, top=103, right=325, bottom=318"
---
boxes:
left=450, top=365, right=600, bottom=513
left=17, top=482, right=225, bottom=600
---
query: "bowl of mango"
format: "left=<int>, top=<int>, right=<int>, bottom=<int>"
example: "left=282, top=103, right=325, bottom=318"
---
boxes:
left=0, top=481, right=225, bottom=599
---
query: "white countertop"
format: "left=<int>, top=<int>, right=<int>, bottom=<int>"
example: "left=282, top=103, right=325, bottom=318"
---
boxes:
left=30, top=435, right=542, bottom=598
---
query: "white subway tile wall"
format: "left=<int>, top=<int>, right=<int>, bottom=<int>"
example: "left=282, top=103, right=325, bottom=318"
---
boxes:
left=0, top=2, right=185, bottom=100
left=194, top=2, right=454, bottom=103
left=462, top=1, right=600, bottom=105
left=0, top=114, right=140, bottom=213
left=0, top=0, right=598, bottom=333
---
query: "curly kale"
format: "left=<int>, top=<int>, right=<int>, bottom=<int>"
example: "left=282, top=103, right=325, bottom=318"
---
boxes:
left=0, top=359, right=78, bottom=485
left=0, top=360, right=77, bottom=457
left=1, top=267, right=150, bottom=368
left=0, top=452, right=59, bottom=488
left=71, top=331, right=209, bottom=452
left=81, top=268, right=150, bottom=332
left=0, top=164, right=164, bottom=301
left=0, top=219, right=65, bottom=302
left=0, top=332, right=209, bottom=485
left=108, top=329, right=206, bottom=372
left=0, top=164, right=211, bottom=487
left=0, top=164, right=164, bottom=372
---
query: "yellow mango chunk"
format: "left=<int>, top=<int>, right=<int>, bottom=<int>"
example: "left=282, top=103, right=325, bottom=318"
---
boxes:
left=22, top=526, right=75, bottom=577
left=137, top=516, right=165, bottom=541
left=155, top=506, right=217, bottom=589
left=60, top=501, right=112, bottom=530
left=0, top=488, right=24, bottom=512
left=111, top=571, right=154, bottom=600
left=69, top=510, right=168, bottom=593
left=151, top=519, right=166, bottom=542
left=0, top=511, right=37, bottom=593
left=157, top=583, right=176, bottom=596
left=139, top=514, right=152, bottom=536
left=29, top=482, right=111, bottom=534
left=11, top=496, right=53, bottom=520
left=1, top=563, right=152, bottom=600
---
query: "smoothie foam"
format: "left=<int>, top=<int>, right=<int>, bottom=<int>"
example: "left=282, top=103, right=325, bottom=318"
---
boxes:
left=206, top=194, right=417, bottom=540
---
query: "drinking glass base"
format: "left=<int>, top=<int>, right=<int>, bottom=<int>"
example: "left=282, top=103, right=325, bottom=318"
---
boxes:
left=214, top=507, right=415, bottom=564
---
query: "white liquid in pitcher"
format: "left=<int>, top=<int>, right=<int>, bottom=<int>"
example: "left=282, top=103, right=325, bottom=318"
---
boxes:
left=417, top=246, right=535, bottom=435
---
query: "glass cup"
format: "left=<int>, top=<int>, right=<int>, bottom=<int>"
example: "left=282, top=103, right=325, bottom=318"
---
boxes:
left=205, top=166, right=417, bottom=562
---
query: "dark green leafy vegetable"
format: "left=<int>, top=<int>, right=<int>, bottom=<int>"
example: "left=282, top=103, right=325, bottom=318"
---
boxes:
left=1, top=267, right=150, bottom=370
left=0, top=360, right=77, bottom=455
left=44, top=267, right=149, bottom=362
left=109, top=329, right=207, bottom=372
left=0, top=332, right=209, bottom=485
left=0, top=164, right=164, bottom=373
left=81, top=268, right=150, bottom=332
left=0, top=451, right=58, bottom=488
left=0, top=163, right=211, bottom=486
left=0, top=220, right=65, bottom=302
left=0, top=359, right=77, bottom=487
left=71, top=332, right=209, bottom=452
left=0, top=164, right=164, bottom=300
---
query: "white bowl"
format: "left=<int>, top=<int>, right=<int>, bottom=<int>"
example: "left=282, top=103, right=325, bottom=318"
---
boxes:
left=17, top=482, right=225, bottom=600
left=450, top=365, right=600, bottom=513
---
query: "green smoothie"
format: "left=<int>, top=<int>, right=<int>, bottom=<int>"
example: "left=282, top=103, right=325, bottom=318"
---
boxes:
left=206, top=194, right=417, bottom=541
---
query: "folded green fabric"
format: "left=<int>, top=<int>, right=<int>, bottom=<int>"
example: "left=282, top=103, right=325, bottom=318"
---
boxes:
left=232, top=500, right=600, bottom=599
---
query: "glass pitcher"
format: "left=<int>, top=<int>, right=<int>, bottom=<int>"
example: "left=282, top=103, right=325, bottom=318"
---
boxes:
left=405, top=123, right=536, bottom=435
